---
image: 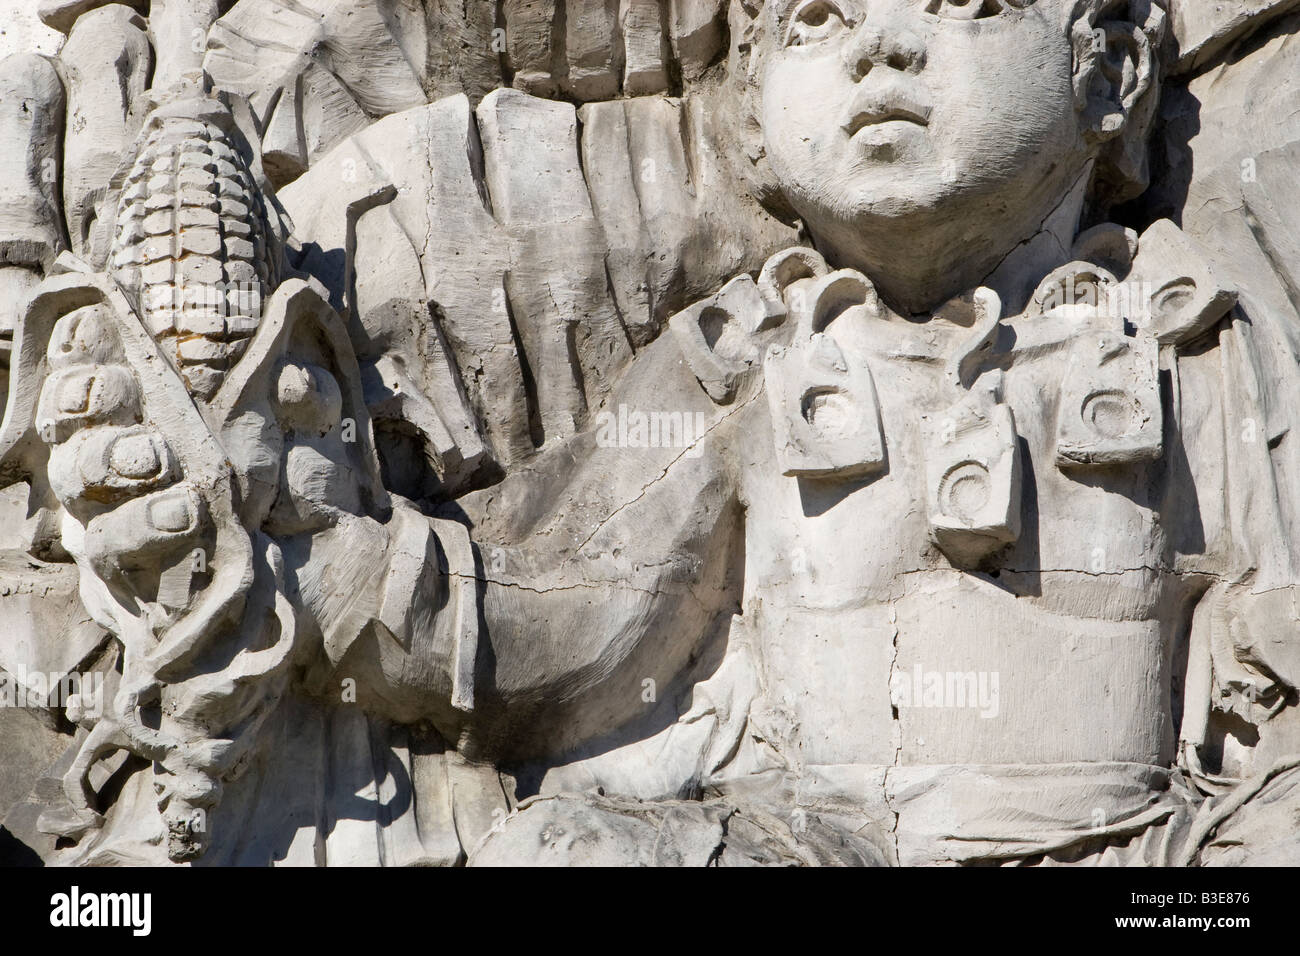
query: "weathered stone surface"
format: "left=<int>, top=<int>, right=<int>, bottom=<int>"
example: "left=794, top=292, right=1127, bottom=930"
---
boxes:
left=503, top=0, right=557, bottom=96
left=0, top=706, right=66, bottom=831
left=621, top=0, right=670, bottom=95
left=667, top=0, right=725, bottom=80
left=283, top=95, right=531, bottom=468
left=1, top=0, right=1300, bottom=873
left=564, top=0, right=621, bottom=100
left=1170, top=0, right=1300, bottom=74
left=59, top=5, right=151, bottom=265
left=204, top=0, right=427, bottom=177
left=149, top=0, right=221, bottom=93
left=477, top=88, right=628, bottom=441
left=423, top=0, right=503, bottom=103
left=37, top=0, right=147, bottom=34
left=0, top=52, right=65, bottom=269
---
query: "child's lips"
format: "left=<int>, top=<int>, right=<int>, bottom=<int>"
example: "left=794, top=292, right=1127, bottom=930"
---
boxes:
left=841, top=86, right=933, bottom=138
left=846, top=108, right=930, bottom=135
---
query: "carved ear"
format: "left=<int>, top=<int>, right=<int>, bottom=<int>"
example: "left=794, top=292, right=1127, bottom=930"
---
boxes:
left=1072, top=3, right=1166, bottom=203
left=1072, top=14, right=1157, bottom=145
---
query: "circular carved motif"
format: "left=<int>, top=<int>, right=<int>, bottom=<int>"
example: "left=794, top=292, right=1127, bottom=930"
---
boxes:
left=939, top=460, right=991, bottom=522
left=1082, top=389, right=1141, bottom=440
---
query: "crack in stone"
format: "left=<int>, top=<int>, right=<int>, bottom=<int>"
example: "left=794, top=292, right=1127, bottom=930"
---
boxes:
left=571, top=389, right=758, bottom=555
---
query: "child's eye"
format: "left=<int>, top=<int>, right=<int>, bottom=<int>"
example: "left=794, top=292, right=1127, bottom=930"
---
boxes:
left=786, top=0, right=852, bottom=47
left=925, top=0, right=1034, bottom=19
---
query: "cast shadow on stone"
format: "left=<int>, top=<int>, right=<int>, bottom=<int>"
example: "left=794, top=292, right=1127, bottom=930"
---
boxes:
left=796, top=469, right=887, bottom=519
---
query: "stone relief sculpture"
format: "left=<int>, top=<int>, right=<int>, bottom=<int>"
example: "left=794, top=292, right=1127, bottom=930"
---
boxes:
left=1, top=0, right=1299, bottom=866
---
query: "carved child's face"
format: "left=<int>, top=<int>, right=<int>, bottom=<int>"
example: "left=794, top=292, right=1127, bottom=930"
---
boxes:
left=761, top=0, right=1100, bottom=309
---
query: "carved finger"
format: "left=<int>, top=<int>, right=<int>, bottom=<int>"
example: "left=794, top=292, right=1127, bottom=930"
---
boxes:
left=83, top=482, right=207, bottom=576
left=47, top=303, right=126, bottom=368
left=35, top=364, right=140, bottom=444
left=47, top=424, right=179, bottom=508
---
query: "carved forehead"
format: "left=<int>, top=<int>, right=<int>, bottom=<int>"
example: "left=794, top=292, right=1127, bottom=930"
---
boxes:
left=750, top=0, right=1168, bottom=70
left=763, top=0, right=1050, bottom=24
left=759, top=0, right=1161, bottom=30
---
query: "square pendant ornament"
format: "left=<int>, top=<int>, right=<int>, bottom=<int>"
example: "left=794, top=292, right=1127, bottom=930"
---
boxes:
left=1056, top=331, right=1162, bottom=469
left=920, top=375, right=1021, bottom=567
left=765, top=331, right=886, bottom=479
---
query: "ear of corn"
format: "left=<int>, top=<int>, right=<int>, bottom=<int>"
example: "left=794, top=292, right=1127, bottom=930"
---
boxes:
left=109, top=89, right=276, bottom=401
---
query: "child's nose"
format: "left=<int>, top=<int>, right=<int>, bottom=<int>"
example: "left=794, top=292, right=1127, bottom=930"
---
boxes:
left=841, top=24, right=927, bottom=81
